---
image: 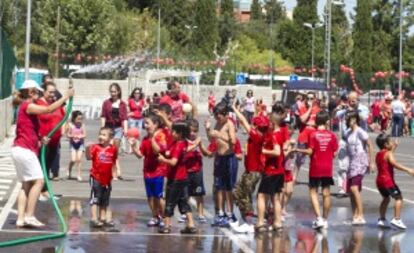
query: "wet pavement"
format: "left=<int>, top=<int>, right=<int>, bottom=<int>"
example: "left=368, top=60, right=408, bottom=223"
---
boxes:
left=1, top=119, right=414, bottom=252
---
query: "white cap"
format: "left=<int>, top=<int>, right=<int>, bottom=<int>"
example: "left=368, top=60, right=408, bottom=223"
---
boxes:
left=20, top=80, right=43, bottom=92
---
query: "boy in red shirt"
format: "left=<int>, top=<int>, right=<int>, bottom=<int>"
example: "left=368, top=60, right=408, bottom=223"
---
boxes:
left=296, top=111, right=338, bottom=230
left=86, top=127, right=118, bottom=228
left=157, top=121, right=196, bottom=234
left=375, top=134, right=414, bottom=229
left=129, top=114, right=167, bottom=227
left=231, top=104, right=269, bottom=225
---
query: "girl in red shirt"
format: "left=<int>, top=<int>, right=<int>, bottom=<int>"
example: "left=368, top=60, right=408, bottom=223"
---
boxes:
left=255, top=112, right=284, bottom=233
left=375, top=134, right=414, bottom=229
left=157, top=121, right=197, bottom=234
left=11, top=80, right=73, bottom=228
left=127, top=87, right=145, bottom=130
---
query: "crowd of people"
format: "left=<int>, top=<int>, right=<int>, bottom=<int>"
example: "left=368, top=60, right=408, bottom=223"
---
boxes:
left=9, top=77, right=414, bottom=236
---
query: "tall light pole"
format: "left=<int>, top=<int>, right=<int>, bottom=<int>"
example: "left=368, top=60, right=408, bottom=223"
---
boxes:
left=24, top=0, right=32, bottom=80
left=398, top=0, right=403, bottom=94
left=304, top=22, right=323, bottom=80
left=324, top=0, right=344, bottom=87
left=157, top=8, right=161, bottom=70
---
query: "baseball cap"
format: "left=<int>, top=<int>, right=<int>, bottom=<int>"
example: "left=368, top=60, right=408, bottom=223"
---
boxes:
left=20, top=80, right=44, bottom=92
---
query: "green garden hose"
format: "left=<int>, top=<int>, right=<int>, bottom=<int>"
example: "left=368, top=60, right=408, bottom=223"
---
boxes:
left=0, top=96, right=73, bottom=248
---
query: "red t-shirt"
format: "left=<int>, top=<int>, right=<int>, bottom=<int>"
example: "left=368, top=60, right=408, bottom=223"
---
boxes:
left=167, top=140, right=188, bottom=180
left=376, top=150, right=396, bottom=189
left=140, top=136, right=167, bottom=178
left=263, top=131, right=283, bottom=176
left=244, top=129, right=265, bottom=173
left=13, top=101, right=40, bottom=154
left=184, top=146, right=203, bottom=173
left=298, top=104, right=320, bottom=143
left=308, top=130, right=338, bottom=178
left=36, top=99, right=65, bottom=147
left=128, top=98, right=145, bottom=120
left=153, top=128, right=173, bottom=176
left=159, top=92, right=190, bottom=122
left=274, top=126, right=290, bottom=171
left=90, top=144, right=118, bottom=186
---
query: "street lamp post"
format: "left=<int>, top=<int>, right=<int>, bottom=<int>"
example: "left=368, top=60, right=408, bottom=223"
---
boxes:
left=24, top=0, right=32, bottom=80
left=398, top=0, right=403, bottom=94
left=304, top=22, right=323, bottom=80
left=324, top=0, right=344, bottom=87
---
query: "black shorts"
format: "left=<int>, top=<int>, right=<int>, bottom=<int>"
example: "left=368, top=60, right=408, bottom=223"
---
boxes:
left=188, top=171, right=206, bottom=197
left=378, top=186, right=402, bottom=199
left=258, top=174, right=284, bottom=195
left=89, top=177, right=112, bottom=207
left=164, top=180, right=192, bottom=217
left=308, top=177, right=334, bottom=188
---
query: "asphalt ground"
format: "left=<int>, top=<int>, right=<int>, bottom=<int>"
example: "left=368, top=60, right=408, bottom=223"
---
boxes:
left=1, top=117, right=414, bottom=252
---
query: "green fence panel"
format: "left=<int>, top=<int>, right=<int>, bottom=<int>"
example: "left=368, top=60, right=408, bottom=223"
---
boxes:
left=0, top=26, right=17, bottom=99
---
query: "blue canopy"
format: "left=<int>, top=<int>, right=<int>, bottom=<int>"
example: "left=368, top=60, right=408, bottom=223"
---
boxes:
left=286, top=79, right=329, bottom=91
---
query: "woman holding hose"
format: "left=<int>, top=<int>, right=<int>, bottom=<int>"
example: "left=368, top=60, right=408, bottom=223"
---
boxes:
left=11, top=80, right=74, bottom=228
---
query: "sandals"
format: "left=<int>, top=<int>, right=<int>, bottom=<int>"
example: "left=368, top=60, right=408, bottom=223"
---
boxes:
left=90, top=220, right=104, bottom=228
left=158, top=226, right=172, bottom=234
left=103, top=220, right=115, bottom=227
left=271, top=225, right=284, bottom=232
left=254, top=225, right=268, bottom=233
left=24, top=217, right=45, bottom=228
left=180, top=226, right=197, bottom=234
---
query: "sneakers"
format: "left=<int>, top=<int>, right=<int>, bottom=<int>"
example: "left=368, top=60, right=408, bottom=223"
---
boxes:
left=196, top=215, right=207, bottom=224
left=312, top=217, right=325, bottom=230
left=211, top=215, right=229, bottom=228
left=323, top=219, right=329, bottom=229
left=377, top=218, right=390, bottom=228
left=232, top=223, right=255, bottom=233
left=158, top=216, right=165, bottom=227
left=147, top=217, right=159, bottom=227
left=352, top=217, right=366, bottom=226
left=178, top=214, right=187, bottom=223
left=227, top=213, right=238, bottom=224
left=390, top=218, right=407, bottom=230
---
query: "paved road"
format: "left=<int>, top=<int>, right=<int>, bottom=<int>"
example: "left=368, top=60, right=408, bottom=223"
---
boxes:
left=1, top=118, right=414, bottom=252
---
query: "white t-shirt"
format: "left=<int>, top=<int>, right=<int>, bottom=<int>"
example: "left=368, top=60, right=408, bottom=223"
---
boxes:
left=244, top=97, right=255, bottom=113
left=345, top=127, right=369, bottom=157
left=391, top=100, right=405, bottom=114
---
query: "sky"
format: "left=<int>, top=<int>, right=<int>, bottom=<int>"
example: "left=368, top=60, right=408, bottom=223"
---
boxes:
left=284, top=0, right=357, bottom=20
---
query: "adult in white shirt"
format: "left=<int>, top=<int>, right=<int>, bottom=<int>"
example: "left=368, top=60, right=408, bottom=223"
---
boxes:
left=391, top=95, right=406, bottom=137
left=242, top=90, right=255, bottom=124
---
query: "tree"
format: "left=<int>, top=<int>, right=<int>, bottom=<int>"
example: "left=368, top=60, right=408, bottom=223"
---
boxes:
left=250, top=0, right=262, bottom=20
left=219, top=0, right=236, bottom=49
left=352, top=0, right=373, bottom=74
left=280, top=0, right=320, bottom=67
left=193, top=0, right=219, bottom=58
left=157, top=0, right=192, bottom=48
left=34, top=0, right=116, bottom=58
left=264, top=0, right=285, bottom=24
left=330, top=3, right=352, bottom=71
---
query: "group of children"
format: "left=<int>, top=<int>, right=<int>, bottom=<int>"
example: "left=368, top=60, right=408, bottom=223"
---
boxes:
left=80, top=96, right=414, bottom=233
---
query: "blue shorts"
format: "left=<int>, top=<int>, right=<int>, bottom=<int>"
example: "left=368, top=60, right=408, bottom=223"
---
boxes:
left=144, top=177, right=164, bottom=198
left=128, top=118, right=143, bottom=130
left=214, top=154, right=238, bottom=191
left=113, top=127, right=124, bottom=140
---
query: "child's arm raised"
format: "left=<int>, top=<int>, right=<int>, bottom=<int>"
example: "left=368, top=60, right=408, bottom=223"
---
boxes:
left=232, top=104, right=251, bottom=133
left=187, top=137, right=201, bottom=152
left=153, top=109, right=172, bottom=130
left=388, top=152, right=414, bottom=176
left=129, top=138, right=143, bottom=158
